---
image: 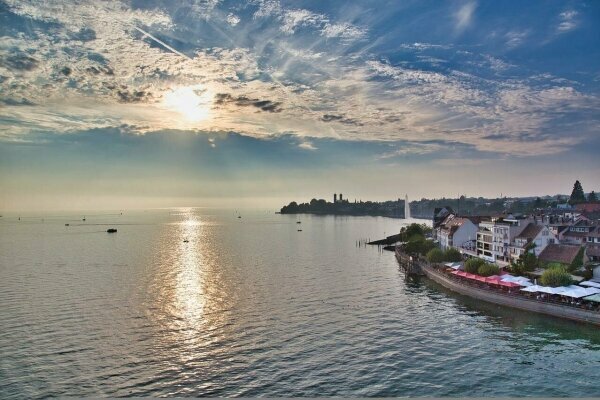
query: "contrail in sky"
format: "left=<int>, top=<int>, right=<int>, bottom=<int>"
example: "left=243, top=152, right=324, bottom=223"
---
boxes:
left=134, top=26, right=191, bottom=60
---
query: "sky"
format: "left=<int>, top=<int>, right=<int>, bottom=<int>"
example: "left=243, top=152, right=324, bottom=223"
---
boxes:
left=0, top=0, right=599, bottom=211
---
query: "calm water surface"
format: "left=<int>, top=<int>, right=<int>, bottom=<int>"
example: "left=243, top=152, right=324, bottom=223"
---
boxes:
left=1, top=209, right=600, bottom=398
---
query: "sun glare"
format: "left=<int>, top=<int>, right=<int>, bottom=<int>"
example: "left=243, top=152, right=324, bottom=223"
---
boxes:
left=163, top=85, right=212, bottom=122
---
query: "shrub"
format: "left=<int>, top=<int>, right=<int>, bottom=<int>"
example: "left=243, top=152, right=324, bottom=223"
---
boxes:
left=477, top=263, right=500, bottom=277
left=540, top=265, right=572, bottom=287
left=426, top=248, right=445, bottom=263
left=443, top=248, right=462, bottom=262
left=465, top=258, right=485, bottom=274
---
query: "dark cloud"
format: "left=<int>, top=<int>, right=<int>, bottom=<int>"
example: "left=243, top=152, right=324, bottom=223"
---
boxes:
left=116, top=89, right=152, bottom=103
left=70, top=27, right=96, bottom=41
left=86, top=65, right=114, bottom=76
left=0, top=53, right=38, bottom=71
left=87, top=52, right=108, bottom=65
left=0, top=98, right=36, bottom=106
left=482, top=133, right=511, bottom=140
left=215, top=93, right=282, bottom=113
left=321, top=114, right=363, bottom=126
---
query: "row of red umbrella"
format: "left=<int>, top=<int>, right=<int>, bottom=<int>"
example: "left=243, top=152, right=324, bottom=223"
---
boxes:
left=450, top=270, right=522, bottom=288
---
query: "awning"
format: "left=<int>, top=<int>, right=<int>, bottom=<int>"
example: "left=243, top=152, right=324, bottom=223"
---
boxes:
left=580, top=281, right=600, bottom=289
left=521, top=285, right=541, bottom=293
left=554, top=287, right=587, bottom=298
left=444, top=262, right=463, bottom=270
left=501, top=275, right=532, bottom=285
left=498, top=281, right=522, bottom=288
left=583, top=287, right=600, bottom=296
left=535, top=286, right=563, bottom=295
left=583, top=294, right=600, bottom=303
left=485, top=276, right=503, bottom=285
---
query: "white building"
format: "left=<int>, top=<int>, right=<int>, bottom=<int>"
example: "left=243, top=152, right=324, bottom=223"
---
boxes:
left=476, top=216, right=531, bottom=266
left=508, top=223, right=557, bottom=262
left=437, top=215, right=478, bottom=251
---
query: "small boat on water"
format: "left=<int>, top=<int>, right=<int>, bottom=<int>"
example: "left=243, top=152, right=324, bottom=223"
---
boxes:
left=238, top=215, right=242, bottom=219
left=106, top=228, right=117, bottom=233
left=296, top=221, right=301, bottom=224
left=297, top=229, right=302, bottom=232
left=65, top=223, right=69, bottom=226
left=183, top=239, right=189, bottom=243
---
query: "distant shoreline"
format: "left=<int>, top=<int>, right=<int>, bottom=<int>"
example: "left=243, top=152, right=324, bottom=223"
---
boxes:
left=278, top=211, right=430, bottom=220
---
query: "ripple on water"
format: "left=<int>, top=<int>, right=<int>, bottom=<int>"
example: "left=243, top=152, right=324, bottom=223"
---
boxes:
left=2, top=210, right=600, bottom=398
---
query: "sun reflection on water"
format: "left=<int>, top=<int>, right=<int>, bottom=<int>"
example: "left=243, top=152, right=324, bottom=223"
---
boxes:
left=147, top=208, right=234, bottom=365
left=174, top=211, right=206, bottom=329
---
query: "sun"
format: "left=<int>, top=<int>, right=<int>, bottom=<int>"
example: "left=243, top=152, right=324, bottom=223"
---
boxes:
left=163, top=85, right=212, bottom=122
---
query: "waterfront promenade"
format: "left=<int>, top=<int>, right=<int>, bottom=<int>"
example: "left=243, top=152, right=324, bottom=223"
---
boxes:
left=396, top=248, right=600, bottom=326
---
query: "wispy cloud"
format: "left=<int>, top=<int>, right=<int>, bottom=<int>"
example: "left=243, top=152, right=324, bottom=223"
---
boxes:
left=0, top=0, right=598, bottom=161
left=557, top=10, right=578, bottom=33
left=454, top=2, right=477, bottom=33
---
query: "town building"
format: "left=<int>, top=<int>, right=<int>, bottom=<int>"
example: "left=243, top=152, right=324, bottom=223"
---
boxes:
left=436, top=215, right=478, bottom=251
left=560, top=220, right=599, bottom=245
left=476, top=216, right=531, bottom=266
left=538, top=243, right=584, bottom=267
left=508, top=223, right=556, bottom=262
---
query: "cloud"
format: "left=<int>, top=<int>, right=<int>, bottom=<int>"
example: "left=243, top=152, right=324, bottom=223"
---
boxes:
left=215, top=93, right=283, bottom=113
left=320, top=114, right=363, bottom=126
left=454, top=2, right=477, bottom=33
left=505, top=30, right=529, bottom=48
left=116, top=89, right=153, bottom=103
left=226, top=13, right=240, bottom=26
left=1, top=52, right=39, bottom=71
left=0, top=0, right=597, bottom=161
left=298, top=140, right=317, bottom=150
left=321, top=22, right=366, bottom=40
left=557, top=10, right=578, bottom=33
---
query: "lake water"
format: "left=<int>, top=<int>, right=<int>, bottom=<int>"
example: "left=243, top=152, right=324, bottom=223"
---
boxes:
left=1, top=208, right=600, bottom=398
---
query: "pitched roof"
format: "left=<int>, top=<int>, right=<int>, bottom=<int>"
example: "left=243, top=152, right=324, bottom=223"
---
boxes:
left=515, top=223, right=543, bottom=240
left=576, top=203, right=600, bottom=213
left=587, top=245, right=600, bottom=258
left=538, top=244, right=581, bottom=265
left=439, top=215, right=473, bottom=236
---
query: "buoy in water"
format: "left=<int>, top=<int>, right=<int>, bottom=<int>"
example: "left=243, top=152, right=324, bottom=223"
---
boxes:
left=107, top=228, right=117, bottom=233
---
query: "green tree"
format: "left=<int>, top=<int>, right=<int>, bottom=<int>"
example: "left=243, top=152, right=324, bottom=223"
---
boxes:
left=443, top=248, right=462, bottom=262
left=426, top=248, right=445, bottom=263
left=569, top=246, right=585, bottom=273
left=403, top=234, right=434, bottom=256
left=540, top=265, right=572, bottom=287
left=511, top=243, right=538, bottom=275
left=465, top=258, right=485, bottom=273
left=569, top=180, right=586, bottom=205
left=589, top=191, right=598, bottom=202
left=478, top=263, right=500, bottom=277
left=399, top=223, right=429, bottom=242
